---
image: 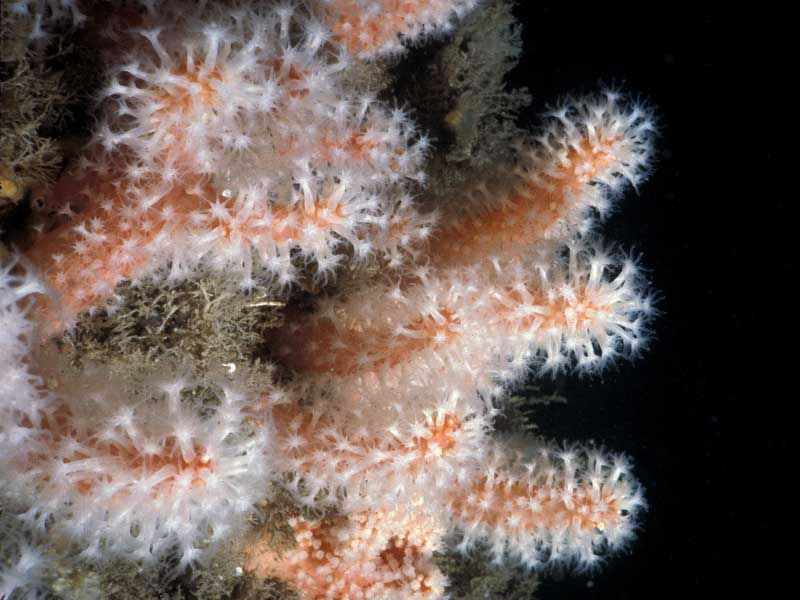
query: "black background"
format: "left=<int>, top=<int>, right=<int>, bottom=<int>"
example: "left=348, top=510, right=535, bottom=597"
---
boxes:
left=505, top=4, right=780, bottom=599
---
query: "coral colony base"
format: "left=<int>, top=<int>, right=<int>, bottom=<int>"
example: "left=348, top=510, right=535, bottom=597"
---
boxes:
left=1, top=1, right=656, bottom=598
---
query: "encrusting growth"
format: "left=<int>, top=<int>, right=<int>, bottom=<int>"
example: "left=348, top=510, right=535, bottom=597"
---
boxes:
left=1, top=1, right=658, bottom=598
left=245, top=507, right=447, bottom=600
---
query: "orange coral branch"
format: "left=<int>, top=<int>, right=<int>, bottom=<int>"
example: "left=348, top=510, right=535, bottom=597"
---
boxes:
left=269, top=395, right=487, bottom=509
left=324, top=0, right=478, bottom=58
left=449, top=442, right=645, bottom=568
left=429, top=106, right=653, bottom=268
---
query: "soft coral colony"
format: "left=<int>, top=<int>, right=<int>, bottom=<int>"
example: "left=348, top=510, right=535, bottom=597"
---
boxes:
left=0, top=1, right=656, bottom=598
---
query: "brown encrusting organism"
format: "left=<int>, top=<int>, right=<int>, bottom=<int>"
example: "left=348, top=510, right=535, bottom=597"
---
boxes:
left=1, top=2, right=99, bottom=218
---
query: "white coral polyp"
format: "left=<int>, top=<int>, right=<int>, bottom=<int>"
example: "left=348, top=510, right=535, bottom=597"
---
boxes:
left=0, top=259, right=274, bottom=567
left=277, top=388, right=490, bottom=512
left=99, top=4, right=427, bottom=198
left=8, top=380, right=272, bottom=567
left=321, top=0, right=480, bottom=58
left=39, top=1, right=436, bottom=294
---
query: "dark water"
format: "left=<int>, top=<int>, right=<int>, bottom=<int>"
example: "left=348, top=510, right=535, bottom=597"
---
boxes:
left=507, top=4, right=768, bottom=599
